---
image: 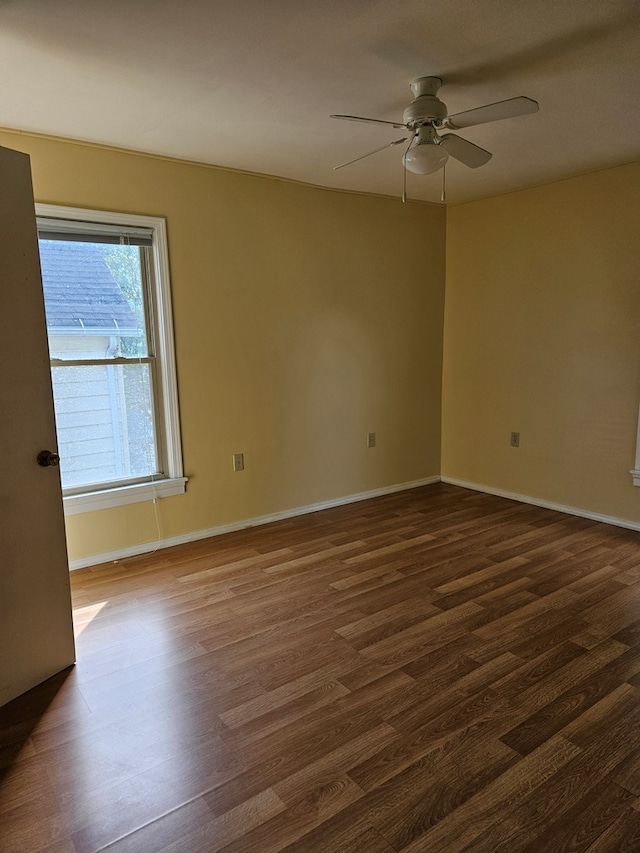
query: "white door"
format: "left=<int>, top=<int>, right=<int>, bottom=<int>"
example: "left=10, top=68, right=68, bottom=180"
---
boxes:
left=0, top=145, right=75, bottom=707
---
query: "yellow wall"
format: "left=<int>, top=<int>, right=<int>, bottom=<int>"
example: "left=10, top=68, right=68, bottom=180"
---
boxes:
left=0, top=130, right=446, bottom=563
left=6, top=127, right=637, bottom=562
left=442, top=163, right=640, bottom=523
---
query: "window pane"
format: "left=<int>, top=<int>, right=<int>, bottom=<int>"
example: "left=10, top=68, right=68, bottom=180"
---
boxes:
left=39, top=240, right=148, bottom=359
left=51, top=363, right=158, bottom=489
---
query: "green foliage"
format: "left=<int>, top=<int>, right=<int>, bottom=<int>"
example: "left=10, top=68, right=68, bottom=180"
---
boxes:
left=99, top=244, right=147, bottom=357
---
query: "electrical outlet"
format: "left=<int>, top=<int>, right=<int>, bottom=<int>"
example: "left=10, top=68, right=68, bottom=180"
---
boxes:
left=233, top=452, right=245, bottom=471
left=367, top=432, right=376, bottom=448
left=510, top=432, right=520, bottom=448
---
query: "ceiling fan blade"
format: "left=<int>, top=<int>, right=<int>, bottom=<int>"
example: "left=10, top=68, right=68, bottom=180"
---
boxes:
left=330, top=114, right=406, bottom=129
left=439, top=134, right=492, bottom=168
left=443, top=96, right=538, bottom=130
left=333, top=138, right=408, bottom=170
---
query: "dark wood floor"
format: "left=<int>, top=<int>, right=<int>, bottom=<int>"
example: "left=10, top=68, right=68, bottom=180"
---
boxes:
left=3, top=483, right=640, bottom=851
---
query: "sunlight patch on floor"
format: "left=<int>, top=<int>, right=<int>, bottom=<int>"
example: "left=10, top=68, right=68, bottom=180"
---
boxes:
left=73, top=600, right=108, bottom=638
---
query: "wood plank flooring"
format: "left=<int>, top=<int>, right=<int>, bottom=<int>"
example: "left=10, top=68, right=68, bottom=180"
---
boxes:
left=3, top=483, right=640, bottom=851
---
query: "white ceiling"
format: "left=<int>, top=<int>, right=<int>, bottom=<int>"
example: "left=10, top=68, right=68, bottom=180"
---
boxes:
left=1, top=0, right=638, bottom=204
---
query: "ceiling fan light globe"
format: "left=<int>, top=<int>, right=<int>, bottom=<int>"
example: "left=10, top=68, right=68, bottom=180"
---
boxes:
left=404, top=144, right=449, bottom=175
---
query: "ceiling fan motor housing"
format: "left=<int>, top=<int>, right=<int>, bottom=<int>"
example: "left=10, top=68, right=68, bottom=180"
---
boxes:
left=403, top=76, right=448, bottom=127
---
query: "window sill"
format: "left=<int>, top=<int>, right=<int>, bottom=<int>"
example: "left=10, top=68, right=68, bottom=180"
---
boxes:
left=63, top=477, right=188, bottom=516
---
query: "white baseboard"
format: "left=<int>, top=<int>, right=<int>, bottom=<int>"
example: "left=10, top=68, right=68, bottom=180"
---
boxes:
left=68, top=475, right=441, bottom=571
left=441, top=476, right=640, bottom=533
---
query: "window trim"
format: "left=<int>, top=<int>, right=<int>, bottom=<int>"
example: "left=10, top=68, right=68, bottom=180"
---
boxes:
left=36, top=203, right=186, bottom=514
left=630, top=403, right=640, bottom=486
left=632, top=429, right=640, bottom=486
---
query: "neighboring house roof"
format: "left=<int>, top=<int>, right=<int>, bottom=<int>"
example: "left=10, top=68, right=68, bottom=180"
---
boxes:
left=39, top=240, right=139, bottom=334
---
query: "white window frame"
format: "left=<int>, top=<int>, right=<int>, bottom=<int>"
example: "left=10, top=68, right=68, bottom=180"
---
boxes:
left=36, top=203, right=187, bottom=515
left=631, top=408, right=640, bottom=487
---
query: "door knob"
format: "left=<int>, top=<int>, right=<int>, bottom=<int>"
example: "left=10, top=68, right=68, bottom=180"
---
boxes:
left=37, top=450, right=60, bottom=467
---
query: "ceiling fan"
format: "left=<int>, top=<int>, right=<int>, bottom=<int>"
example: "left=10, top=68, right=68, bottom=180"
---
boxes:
left=331, top=77, right=538, bottom=199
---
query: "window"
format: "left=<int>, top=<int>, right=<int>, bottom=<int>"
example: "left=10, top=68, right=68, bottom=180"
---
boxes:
left=36, top=204, right=186, bottom=514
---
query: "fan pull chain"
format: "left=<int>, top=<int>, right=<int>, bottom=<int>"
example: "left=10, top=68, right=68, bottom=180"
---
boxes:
left=402, top=158, right=407, bottom=203
left=441, top=163, right=446, bottom=203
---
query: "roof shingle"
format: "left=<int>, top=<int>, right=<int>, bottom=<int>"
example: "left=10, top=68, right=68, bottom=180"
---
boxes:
left=40, top=241, right=139, bottom=333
